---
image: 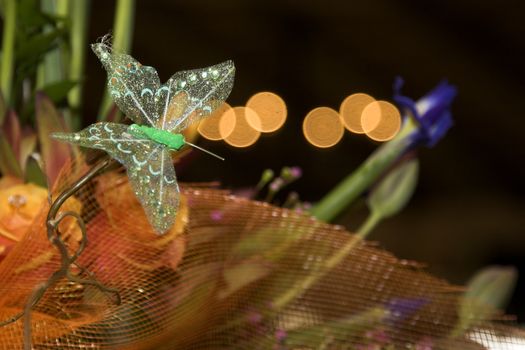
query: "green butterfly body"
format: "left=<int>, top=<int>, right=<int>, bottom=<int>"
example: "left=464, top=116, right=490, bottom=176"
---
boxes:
left=128, top=124, right=186, bottom=151
left=52, top=43, right=235, bottom=234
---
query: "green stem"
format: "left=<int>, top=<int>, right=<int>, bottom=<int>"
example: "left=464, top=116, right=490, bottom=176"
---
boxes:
left=310, top=119, right=416, bottom=222
left=356, top=211, right=381, bottom=239
left=98, top=0, right=135, bottom=121
left=1, top=0, right=16, bottom=106
left=272, top=212, right=382, bottom=310
left=68, top=0, right=90, bottom=130
left=273, top=234, right=362, bottom=309
left=36, top=0, right=68, bottom=89
left=112, top=0, right=135, bottom=54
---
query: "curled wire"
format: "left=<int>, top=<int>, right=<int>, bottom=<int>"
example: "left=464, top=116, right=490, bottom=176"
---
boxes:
left=0, top=157, right=121, bottom=349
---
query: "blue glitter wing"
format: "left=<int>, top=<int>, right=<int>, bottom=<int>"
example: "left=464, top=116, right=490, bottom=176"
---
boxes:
left=51, top=123, right=179, bottom=234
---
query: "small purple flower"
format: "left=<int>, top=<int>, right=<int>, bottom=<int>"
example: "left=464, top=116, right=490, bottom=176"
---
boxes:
left=269, top=178, right=285, bottom=192
left=210, top=210, right=224, bottom=221
left=246, top=310, right=263, bottom=324
left=289, top=166, right=302, bottom=179
left=365, top=329, right=389, bottom=344
left=280, top=166, right=302, bottom=182
left=275, top=328, right=287, bottom=342
left=393, top=77, right=457, bottom=148
left=385, top=297, right=428, bottom=323
left=415, top=336, right=433, bottom=350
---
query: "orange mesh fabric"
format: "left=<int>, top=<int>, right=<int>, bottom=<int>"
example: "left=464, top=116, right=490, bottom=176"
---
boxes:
left=0, top=161, right=523, bottom=349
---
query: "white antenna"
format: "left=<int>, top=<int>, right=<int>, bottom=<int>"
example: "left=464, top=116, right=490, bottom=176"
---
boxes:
left=185, top=141, right=225, bottom=161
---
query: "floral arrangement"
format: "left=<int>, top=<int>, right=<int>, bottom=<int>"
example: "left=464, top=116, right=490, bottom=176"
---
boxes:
left=0, top=2, right=522, bottom=349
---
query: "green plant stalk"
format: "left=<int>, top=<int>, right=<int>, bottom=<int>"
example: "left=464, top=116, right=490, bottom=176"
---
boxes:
left=98, top=0, right=136, bottom=121
left=272, top=244, right=353, bottom=308
left=272, top=210, right=382, bottom=310
left=36, top=0, right=68, bottom=89
left=56, top=0, right=70, bottom=64
left=68, top=0, right=90, bottom=130
left=310, top=118, right=416, bottom=222
left=0, top=0, right=16, bottom=106
left=356, top=211, right=382, bottom=239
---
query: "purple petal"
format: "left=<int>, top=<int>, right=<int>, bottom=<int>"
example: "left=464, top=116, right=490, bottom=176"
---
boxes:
left=393, top=78, right=457, bottom=148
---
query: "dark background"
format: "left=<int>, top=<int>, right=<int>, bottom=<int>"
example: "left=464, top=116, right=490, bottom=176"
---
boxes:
left=83, top=1, right=525, bottom=320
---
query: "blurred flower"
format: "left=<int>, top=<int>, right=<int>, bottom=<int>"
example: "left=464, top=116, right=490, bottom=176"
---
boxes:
left=0, top=176, right=84, bottom=264
left=275, top=328, right=287, bottom=342
left=280, top=166, right=302, bottom=182
left=393, top=77, right=457, bottom=148
left=365, top=329, right=389, bottom=344
left=0, top=181, right=48, bottom=261
left=210, top=210, right=224, bottom=221
left=385, top=297, right=428, bottom=324
left=269, top=178, right=285, bottom=193
left=246, top=310, right=263, bottom=324
left=312, top=78, right=457, bottom=222
left=415, top=336, right=434, bottom=350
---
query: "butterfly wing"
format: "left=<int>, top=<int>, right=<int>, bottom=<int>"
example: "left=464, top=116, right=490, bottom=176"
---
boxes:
left=126, top=146, right=179, bottom=234
left=157, top=60, right=235, bottom=132
left=92, top=43, right=161, bottom=127
left=51, top=123, right=179, bottom=234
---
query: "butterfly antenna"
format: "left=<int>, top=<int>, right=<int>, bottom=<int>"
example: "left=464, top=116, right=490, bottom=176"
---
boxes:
left=97, top=33, right=113, bottom=50
left=185, top=142, right=225, bottom=161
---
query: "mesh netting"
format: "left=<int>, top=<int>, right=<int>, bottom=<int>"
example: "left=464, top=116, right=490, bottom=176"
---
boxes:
left=0, top=159, right=523, bottom=349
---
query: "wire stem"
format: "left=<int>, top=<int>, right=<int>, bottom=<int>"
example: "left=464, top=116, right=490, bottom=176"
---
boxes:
left=21, top=158, right=121, bottom=349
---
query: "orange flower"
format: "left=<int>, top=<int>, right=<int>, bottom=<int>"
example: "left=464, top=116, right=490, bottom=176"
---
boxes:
left=0, top=176, right=82, bottom=263
left=0, top=178, right=48, bottom=261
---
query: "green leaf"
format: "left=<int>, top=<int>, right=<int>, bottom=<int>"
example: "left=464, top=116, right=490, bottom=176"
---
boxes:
left=41, top=80, right=77, bottom=104
left=16, top=27, right=65, bottom=62
left=452, top=266, right=517, bottom=337
left=0, top=130, right=22, bottom=177
left=35, top=92, right=70, bottom=186
left=368, top=158, right=419, bottom=220
left=0, top=91, right=6, bottom=124
left=17, top=0, right=50, bottom=28
left=19, top=131, right=36, bottom=172
left=24, top=154, right=46, bottom=187
left=20, top=80, right=77, bottom=120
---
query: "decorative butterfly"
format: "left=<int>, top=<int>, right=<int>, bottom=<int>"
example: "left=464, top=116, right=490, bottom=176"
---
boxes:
left=52, top=42, right=235, bottom=234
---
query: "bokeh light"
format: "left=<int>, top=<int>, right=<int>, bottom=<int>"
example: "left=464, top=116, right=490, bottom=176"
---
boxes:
left=303, top=107, right=344, bottom=148
left=339, top=93, right=376, bottom=134
left=246, top=92, right=287, bottom=133
left=361, top=101, right=401, bottom=142
left=197, top=102, right=235, bottom=140
left=224, top=106, right=261, bottom=148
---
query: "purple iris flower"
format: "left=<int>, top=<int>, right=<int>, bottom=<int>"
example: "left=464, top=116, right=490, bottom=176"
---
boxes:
left=393, top=77, right=457, bottom=148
